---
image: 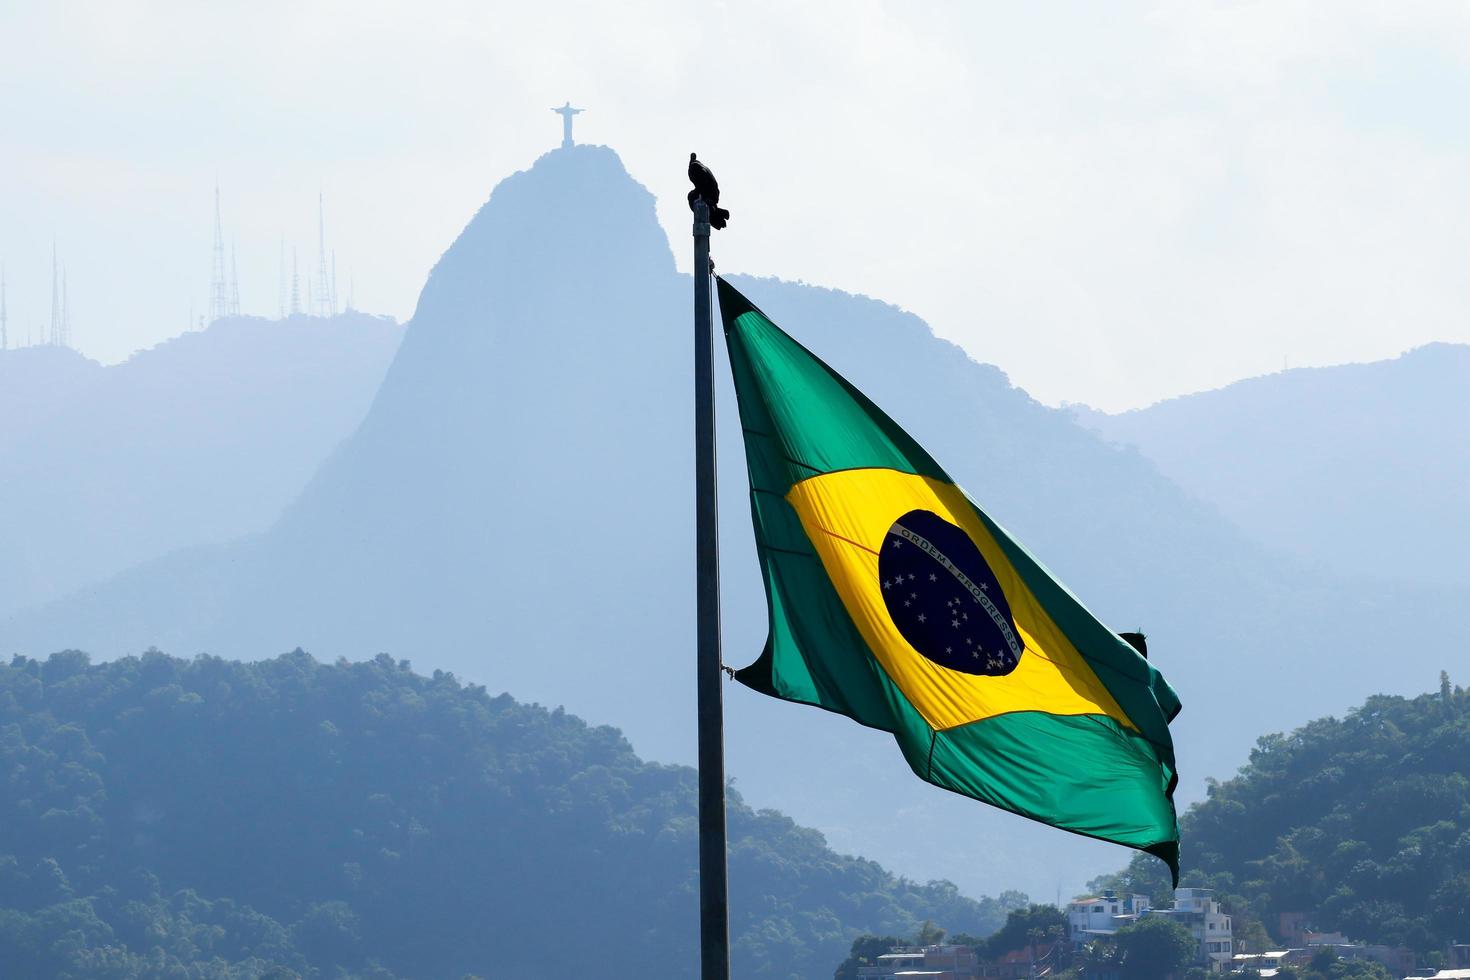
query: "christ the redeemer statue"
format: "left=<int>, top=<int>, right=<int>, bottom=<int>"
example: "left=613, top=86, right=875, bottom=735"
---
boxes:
left=552, top=102, right=583, bottom=148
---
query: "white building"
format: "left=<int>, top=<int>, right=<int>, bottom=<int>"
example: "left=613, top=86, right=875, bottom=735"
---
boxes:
left=1067, top=888, right=1234, bottom=971
left=1066, top=890, right=1152, bottom=943
left=1147, top=888, right=1234, bottom=969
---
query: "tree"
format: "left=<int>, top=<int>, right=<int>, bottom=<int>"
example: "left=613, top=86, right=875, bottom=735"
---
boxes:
left=1233, top=915, right=1274, bottom=954
left=1112, top=916, right=1196, bottom=979
left=1328, top=961, right=1393, bottom=980
left=984, top=904, right=1068, bottom=959
left=915, top=919, right=946, bottom=945
left=1077, top=936, right=1121, bottom=974
left=1309, top=946, right=1339, bottom=972
left=833, top=934, right=905, bottom=980
left=292, top=901, right=361, bottom=970
left=1278, top=960, right=1394, bottom=980
left=1429, top=872, right=1470, bottom=940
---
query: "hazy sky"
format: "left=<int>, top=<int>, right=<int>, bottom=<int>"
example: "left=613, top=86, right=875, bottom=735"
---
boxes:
left=3, top=1, right=1468, bottom=410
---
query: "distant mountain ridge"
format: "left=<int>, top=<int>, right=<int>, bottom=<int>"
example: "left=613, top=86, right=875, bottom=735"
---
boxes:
left=0, top=345, right=105, bottom=455
left=1072, top=342, right=1470, bottom=589
left=4, top=145, right=1468, bottom=900
left=0, top=314, right=402, bottom=619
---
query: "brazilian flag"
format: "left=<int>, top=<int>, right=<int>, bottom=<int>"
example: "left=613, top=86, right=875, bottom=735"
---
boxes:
left=718, top=278, right=1182, bottom=879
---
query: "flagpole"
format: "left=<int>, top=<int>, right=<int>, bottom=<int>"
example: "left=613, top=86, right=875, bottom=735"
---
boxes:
left=692, top=198, right=731, bottom=979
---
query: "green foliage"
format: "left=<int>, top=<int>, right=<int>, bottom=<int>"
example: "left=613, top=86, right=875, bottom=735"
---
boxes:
left=831, top=934, right=905, bottom=980
left=979, top=903, right=1067, bottom=959
left=1102, top=682, right=1470, bottom=955
left=835, top=902, right=1071, bottom=978
left=0, top=650, right=1017, bottom=979
left=914, top=919, right=946, bottom=945
left=1273, top=956, right=1393, bottom=980
left=1110, top=916, right=1195, bottom=978
left=1232, top=915, right=1274, bottom=955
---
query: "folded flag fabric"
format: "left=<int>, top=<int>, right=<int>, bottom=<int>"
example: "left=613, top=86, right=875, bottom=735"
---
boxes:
left=717, top=277, right=1182, bottom=880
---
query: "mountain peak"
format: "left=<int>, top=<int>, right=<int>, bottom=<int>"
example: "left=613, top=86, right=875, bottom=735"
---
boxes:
left=414, top=143, right=675, bottom=324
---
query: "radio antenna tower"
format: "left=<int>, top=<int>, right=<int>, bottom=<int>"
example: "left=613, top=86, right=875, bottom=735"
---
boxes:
left=1, top=264, right=8, bottom=350
left=61, top=264, right=70, bottom=348
left=49, top=244, right=61, bottom=346
left=290, top=247, right=302, bottom=316
left=209, top=184, right=229, bottom=323
left=313, top=192, right=333, bottom=317
left=229, top=243, right=241, bottom=316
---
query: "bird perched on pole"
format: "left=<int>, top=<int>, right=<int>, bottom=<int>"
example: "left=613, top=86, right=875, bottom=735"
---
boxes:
left=688, top=153, right=730, bottom=229
left=1119, top=632, right=1148, bottom=660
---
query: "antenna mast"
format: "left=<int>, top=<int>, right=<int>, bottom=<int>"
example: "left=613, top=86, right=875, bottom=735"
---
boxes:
left=229, top=243, right=241, bottom=316
left=61, top=264, right=70, bottom=348
left=1, top=264, right=8, bottom=350
left=49, top=244, right=61, bottom=346
left=290, top=247, right=302, bottom=316
left=209, top=184, right=229, bottom=323
left=313, top=193, right=332, bottom=317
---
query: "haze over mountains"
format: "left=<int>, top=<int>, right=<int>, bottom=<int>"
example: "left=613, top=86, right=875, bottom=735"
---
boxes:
left=0, top=314, right=401, bottom=619
left=3, top=143, right=1466, bottom=900
left=1072, top=343, right=1470, bottom=590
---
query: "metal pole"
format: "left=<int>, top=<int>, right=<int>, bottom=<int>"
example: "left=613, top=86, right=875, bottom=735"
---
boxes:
left=692, top=199, right=730, bottom=979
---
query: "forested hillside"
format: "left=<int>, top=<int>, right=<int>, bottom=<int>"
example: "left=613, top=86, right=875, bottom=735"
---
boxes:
left=1096, top=676, right=1470, bottom=955
left=0, top=650, right=1016, bottom=979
